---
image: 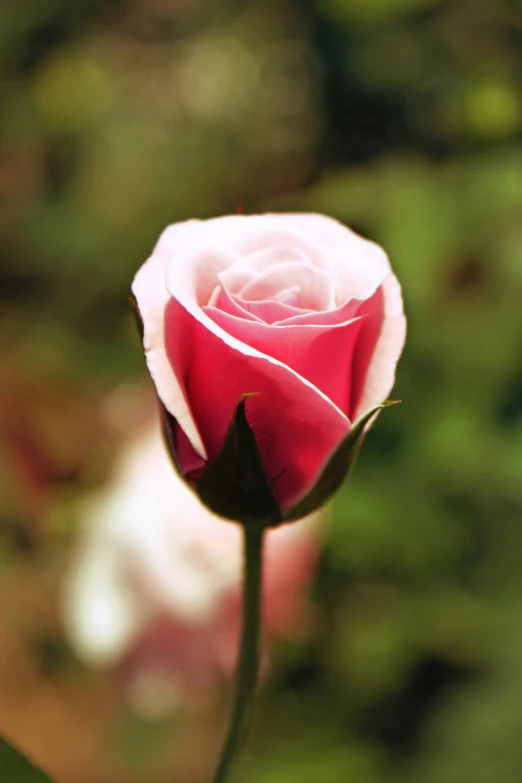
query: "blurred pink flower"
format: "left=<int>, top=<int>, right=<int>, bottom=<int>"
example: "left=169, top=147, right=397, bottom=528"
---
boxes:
left=63, top=417, right=322, bottom=718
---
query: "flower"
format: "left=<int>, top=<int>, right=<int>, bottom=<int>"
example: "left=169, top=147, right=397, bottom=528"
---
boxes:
left=63, top=418, right=321, bottom=717
left=132, top=213, right=405, bottom=522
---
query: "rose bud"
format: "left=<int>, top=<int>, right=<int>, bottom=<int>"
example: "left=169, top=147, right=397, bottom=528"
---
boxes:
left=63, top=418, right=321, bottom=717
left=131, top=214, right=405, bottom=526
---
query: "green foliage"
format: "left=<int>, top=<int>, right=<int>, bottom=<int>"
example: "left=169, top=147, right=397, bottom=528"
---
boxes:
left=0, top=737, right=55, bottom=783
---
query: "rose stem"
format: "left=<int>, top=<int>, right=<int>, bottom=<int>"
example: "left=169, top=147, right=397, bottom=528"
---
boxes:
left=210, top=525, right=264, bottom=783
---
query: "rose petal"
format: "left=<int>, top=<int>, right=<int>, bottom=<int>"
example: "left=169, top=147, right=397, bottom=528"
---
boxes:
left=347, top=286, right=385, bottom=420
left=203, top=305, right=364, bottom=417
left=158, top=213, right=386, bottom=301
left=159, top=215, right=321, bottom=263
left=268, top=213, right=391, bottom=305
left=272, top=297, right=361, bottom=327
left=132, top=229, right=207, bottom=460
left=135, top=214, right=404, bottom=487
left=216, top=266, right=258, bottom=296
left=183, top=248, right=240, bottom=308
left=219, top=217, right=324, bottom=261
left=246, top=244, right=312, bottom=272
left=163, top=297, right=350, bottom=509
left=230, top=292, right=314, bottom=325
left=238, top=261, right=335, bottom=311
left=174, top=421, right=207, bottom=480
left=214, top=283, right=264, bottom=322
left=353, top=273, right=406, bottom=419
left=158, top=213, right=387, bottom=305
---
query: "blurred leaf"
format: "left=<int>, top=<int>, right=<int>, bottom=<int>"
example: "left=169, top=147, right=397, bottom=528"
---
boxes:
left=0, top=737, right=55, bottom=782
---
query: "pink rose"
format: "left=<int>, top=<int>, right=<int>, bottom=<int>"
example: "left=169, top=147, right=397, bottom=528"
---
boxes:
left=132, top=214, right=405, bottom=521
left=63, top=416, right=320, bottom=717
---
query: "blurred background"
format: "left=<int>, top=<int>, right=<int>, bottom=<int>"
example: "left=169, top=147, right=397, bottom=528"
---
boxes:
left=2, top=0, right=522, bottom=781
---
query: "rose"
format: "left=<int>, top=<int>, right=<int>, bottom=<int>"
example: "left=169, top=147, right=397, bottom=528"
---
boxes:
left=132, top=213, right=405, bottom=522
left=63, top=415, right=320, bottom=716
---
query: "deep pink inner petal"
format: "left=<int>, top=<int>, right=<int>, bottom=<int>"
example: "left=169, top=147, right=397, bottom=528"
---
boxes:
left=203, top=306, right=364, bottom=416
left=272, top=297, right=362, bottom=327
left=174, top=420, right=207, bottom=481
left=230, top=294, right=315, bottom=325
left=164, top=298, right=350, bottom=510
left=214, top=283, right=264, bottom=322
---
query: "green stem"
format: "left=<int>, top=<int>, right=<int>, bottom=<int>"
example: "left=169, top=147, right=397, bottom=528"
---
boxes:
left=211, top=526, right=264, bottom=783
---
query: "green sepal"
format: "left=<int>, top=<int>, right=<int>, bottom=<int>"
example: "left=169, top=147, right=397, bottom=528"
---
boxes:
left=284, top=401, right=400, bottom=522
left=196, top=394, right=282, bottom=529
left=0, top=736, right=55, bottom=782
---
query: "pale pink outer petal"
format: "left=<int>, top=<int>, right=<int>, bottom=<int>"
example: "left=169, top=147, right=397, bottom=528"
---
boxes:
left=132, top=221, right=208, bottom=460
left=158, top=213, right=389, bottom=305
left=246, top=244, right=312, bottom=271
left=161, top=215, right=322, bottom=263
left=347, top=286, right=385, bottom=420
left=353, top=272, right=406, bottom=419
left=268, top=213, right=391, bottom=304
